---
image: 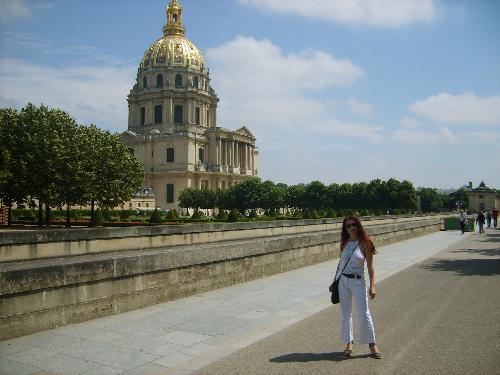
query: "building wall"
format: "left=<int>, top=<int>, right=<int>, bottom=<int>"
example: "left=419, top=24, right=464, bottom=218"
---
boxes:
left=468, top=192, right=498, bottom=211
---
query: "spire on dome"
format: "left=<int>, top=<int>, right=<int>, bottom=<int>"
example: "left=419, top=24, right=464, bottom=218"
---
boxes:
left=163, top=0, right=185, bottom=36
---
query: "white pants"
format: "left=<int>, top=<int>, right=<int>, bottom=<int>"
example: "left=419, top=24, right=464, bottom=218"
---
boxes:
left=339, top=275, right=377, bottom=345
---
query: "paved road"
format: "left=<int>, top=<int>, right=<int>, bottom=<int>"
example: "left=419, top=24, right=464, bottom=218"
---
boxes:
left=193, top=229, right=500, bottom=375
left=0, top=230, right=490, bottom=375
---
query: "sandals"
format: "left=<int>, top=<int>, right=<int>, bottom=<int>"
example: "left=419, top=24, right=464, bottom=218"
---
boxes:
left=369, top=343, right=382, bottom=359
left=343, top=348, right=353, bottom=357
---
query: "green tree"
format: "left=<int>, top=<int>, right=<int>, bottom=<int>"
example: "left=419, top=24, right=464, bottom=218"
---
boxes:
left=231, top=177, right=264, bottom=211
left=418, top=188, right=443, bottom=212
left=286, top=184, right=306, bottom=210
left=0, top=108, right=28, bottom=225
left=80, top=125, right=144, bottom=226
left=260, top=180, right=286, bottom=212
left=178, top=187, right=204, bottom=212
left=304, top=181, right=326, bottom=210
left=17, top=104, right=62, bottom=225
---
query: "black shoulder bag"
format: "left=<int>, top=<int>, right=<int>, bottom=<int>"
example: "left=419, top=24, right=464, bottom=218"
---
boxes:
left=329, top=242, right=359, bottom=304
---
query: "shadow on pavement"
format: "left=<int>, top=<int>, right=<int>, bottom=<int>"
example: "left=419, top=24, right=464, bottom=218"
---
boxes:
left=269, top=352, right=371, bottom=363
left=452, top=247, right=500, bottom=256
left=421, top=258, right=500, bottom=276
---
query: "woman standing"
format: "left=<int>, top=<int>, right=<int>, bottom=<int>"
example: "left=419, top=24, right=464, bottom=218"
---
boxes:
left=336, top=215, right=381, bottom=359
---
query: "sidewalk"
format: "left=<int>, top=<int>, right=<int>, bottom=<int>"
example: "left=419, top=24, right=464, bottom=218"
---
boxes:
left=0, top=231, right=468, bottom=375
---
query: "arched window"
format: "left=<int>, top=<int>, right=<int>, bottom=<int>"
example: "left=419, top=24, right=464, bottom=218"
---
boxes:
left=198, top=148, right=204, bottom=164
left=174, top=105, right=183, bottom=124
left=175, top=74, right=183, bottom=88
left=156, top=74, right=163, bottom=87
left=193, top=76, right=199, bottom=89
left=143, top=77, right=147, bottom=89
left=140, top=107, right=146, bottom=126
left=154, top=105, right=163, bottom=124
left=167, top=148, right=175, bottom=163
left=173, top=14, right=178, bottom=23
left=195, top=107, right=200, bottom=125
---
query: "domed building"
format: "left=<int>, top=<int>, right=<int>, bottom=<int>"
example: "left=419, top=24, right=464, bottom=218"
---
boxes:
left=122, top=0, right=258, bottom=210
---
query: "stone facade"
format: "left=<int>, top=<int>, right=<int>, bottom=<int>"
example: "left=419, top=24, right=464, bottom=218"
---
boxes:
left=121, top=0, right=258, bottom=210
left=467, top=181, right=498, bottom=211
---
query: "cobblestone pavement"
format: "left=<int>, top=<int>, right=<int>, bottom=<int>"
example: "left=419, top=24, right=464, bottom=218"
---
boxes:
left=0, top=231, right=468, bottom=375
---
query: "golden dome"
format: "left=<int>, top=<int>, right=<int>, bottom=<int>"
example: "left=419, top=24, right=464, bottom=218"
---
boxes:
left=140, top=0, right=205, bottom=71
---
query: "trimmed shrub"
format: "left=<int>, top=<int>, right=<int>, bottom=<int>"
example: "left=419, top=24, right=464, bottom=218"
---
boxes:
left=227, top=208, right=240, bottom=222
left=191, top=210, right=206, bottom=220
left=165, top=210, right=178, bottom=220
left=95, top=209, right=105, bottom=226
left=149, top=208, right=162, bottom=223
left=325, top=208, right=337, bottom=218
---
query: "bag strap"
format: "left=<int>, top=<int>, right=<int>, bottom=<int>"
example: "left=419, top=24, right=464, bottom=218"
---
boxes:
left=334, top=241, right=360, bottom=282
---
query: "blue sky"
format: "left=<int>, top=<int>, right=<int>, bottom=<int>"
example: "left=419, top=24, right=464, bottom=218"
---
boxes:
left=1, top=0, right=499, bottom=189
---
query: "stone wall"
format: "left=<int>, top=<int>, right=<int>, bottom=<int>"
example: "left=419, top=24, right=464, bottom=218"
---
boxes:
left=0, top=216, right=443, bottom=340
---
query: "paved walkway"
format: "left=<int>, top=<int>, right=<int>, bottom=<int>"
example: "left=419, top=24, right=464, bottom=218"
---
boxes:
left=194, top=228, right=500, bottom=375
left=0, top=231, right=469, bottom=375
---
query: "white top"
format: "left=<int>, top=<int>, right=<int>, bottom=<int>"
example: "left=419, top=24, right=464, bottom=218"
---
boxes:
left=335, top=240, right=365, bottom=279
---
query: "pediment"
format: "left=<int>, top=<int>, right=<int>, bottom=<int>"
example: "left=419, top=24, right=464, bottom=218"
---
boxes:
left=234, top=126, right=255, bottom=138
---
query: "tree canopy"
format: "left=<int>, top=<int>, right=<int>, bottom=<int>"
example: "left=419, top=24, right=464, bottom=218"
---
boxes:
left=0, top=104, right=144, bottom=226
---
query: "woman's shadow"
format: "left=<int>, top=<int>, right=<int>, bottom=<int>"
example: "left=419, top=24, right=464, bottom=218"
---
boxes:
left=270, top=352, right=372, bottom=363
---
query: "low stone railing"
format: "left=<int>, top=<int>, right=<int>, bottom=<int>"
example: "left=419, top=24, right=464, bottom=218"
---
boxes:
left=0, top=215, right=443, bottom=340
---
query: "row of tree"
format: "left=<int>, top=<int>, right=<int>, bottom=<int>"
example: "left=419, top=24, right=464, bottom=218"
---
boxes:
left=418, top=187, right=469, bottom=212
left=0, top=104, right=145, bottom=226
left=179, top=177, right=419, bottom=214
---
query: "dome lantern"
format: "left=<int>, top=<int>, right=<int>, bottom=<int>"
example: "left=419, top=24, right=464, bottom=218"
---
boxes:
left=163, top=0, right=185, bottom=36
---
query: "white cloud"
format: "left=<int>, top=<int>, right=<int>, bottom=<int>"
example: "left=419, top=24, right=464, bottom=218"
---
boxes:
left=348, top=98, right=375, bottom=117
left=400, top=116, right=422, bottom=128
left=460, top=131, right=500, bottom=143
left=410, top=92, right=500, bottom=125
left=0, top=58, right=135, bottom=132
left=238, top=0, right=435, bottom=27
left=392, top=127, right=458, bottom=144
left=206, top=35, right=363, bottom=130
left=0, top=0, right=31, bottom=24
left=320, top=119, right=384, bottom=143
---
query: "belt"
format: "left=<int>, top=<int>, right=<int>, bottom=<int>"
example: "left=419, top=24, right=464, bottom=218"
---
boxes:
left=342, top=273, right=362, bottom=279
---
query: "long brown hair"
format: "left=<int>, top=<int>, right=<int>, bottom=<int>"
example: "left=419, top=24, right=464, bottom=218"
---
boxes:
left=340, top=214, right=376, bottom=255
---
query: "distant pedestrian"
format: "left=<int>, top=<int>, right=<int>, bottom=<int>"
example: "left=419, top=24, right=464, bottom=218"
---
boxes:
left=486, top=211, right=492, bottom=228
left=492, top=208, right=499, bottom=228
left=332, top=215, right=381, bottom=359
left=477, top=210, right=485, bottom=234
left=458, top=210, right=468, bottom=234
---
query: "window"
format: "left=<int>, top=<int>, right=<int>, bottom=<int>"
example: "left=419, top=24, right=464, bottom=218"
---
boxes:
left=138, top=203, right=141, bottom=207
left=175, top=74, right=183, bottom=88
left=154, top=105, right=162, bottom=124
left=129, top=203, right=132, bottom=209
left=146, top=203, right=149, bottom=208
left=479, top=194, right=484, bottom=199
left=193, top=76, right=199, bottom=89
left=199, top=148, right=204, bottom=163
left=174, top=105, right=183, bottom=124
left=140, top=107, right=146, bottom=126
left=156, top=74, right=163, bottom=87
left=206, top=110, right=210, bottom=127
left=167, top=147, right=175, bottom=162
left=166, top=184, right=174, bottom=203
left=195, top=107, right=200, bottom=125
left=173, top=14, right=178, bottom=23
left=143, top=77, right=147, bottom=89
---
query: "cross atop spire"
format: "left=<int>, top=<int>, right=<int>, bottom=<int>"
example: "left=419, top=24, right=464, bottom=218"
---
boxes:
left=163, top=0, right=185, bottom=36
